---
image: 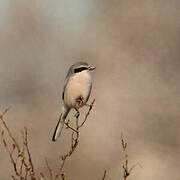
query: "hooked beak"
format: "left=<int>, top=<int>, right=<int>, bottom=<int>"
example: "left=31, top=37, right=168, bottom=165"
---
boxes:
left=88, top=65, right=96, bottom=71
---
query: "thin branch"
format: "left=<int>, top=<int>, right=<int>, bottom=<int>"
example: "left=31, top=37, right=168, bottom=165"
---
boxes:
left=61, top=173, right=65, bottom=180
left=11, top=175, right=16, bottom=180
left=0, top=108, right=21, bottom=152
left=55, top=99, right=95, bottom=180
left=20, top=130, right=25, bottom=177
left=24, top=127, right=35, bottom=177
left=121, top=134, right=141, bottom=180
left=102, top=170, right=107, bottom=180
left=0, top=109, right=36, bottom=180
left=0, top=99, right=96, bottom=180
left=2, top=138, right=20, bottom=177
left=39, top=172, right=44, bottom=180
left=79, top=99, right=95, bottom=127
left=64, top=121, right=78, bottom=133
left=45, top=158, right=54, bottom=180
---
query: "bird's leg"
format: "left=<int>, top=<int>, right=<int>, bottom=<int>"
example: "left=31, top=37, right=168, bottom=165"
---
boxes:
left=76, top=96, right=84, bottom=108
left=74, top=108, right=80, bottom=118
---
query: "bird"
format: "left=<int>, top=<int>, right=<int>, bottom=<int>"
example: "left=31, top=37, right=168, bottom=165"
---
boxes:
left=52, top=62, right=95, bottom=141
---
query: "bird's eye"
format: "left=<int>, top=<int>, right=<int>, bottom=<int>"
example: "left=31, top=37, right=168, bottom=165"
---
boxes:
left=74, top=67, right=88, bottom=73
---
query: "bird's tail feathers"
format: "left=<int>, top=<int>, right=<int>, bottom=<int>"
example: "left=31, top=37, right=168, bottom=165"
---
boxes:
left=52, top=108, right=70, bottom=142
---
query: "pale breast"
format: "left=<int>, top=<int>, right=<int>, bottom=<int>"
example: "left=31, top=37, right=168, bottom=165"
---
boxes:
left=64, top=71, right=92, bottom=108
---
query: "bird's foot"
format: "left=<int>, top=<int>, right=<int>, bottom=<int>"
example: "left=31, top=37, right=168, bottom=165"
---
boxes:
left=76, top=96, right=84, bottom=108
left=74, top=108, right=80, bottom=118
left=74, top=111, right=80, bottom=118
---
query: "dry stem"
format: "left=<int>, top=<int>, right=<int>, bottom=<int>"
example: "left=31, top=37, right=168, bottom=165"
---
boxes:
left=0, top=108, right=35, bottom=180
left=53, top=99, right=95, bottom=180
left=121, top=134, right=141, bottom=180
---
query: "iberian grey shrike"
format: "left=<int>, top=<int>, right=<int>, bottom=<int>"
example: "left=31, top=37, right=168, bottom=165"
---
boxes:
left=52, top=62, right=95, bottom=141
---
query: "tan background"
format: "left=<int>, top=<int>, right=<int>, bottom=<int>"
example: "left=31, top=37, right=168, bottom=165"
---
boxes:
left=0, top=0, right=180, bottom=179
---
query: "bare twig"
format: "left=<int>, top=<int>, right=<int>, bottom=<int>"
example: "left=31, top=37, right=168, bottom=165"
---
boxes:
left=0, top=109, right=36, bottom=180
left=121, top=134, right=141, bottom=180
left=2, top=138, right=20, bottom=177
left=11, top=175, right=16, bottom=180
left=0, top=101, right=140, bottom=180
left=0, top=108, right=21, bottom=152
left=45, top=158, right=54, bottom=180
left=102, top=170, right=107, bottom=180
left=121, top=134, right=130, bottom=180
left=54, top=99, right=95, bottom=180
left=20, top=131, right=26, bottom=178
left=79, top=99, right=95, bottom=127
left=39, top=172, right=44, bottom=180
left=64, top=122, right=78, bottom=133
left=61, top=173, right=65, bottom=180
left=24, top=127, right=35, bottom=178
left=0, top=99, right=96, bottom=180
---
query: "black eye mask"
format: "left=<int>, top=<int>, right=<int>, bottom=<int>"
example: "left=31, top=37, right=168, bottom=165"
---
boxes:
left=74, top=67, right=88, bottom=73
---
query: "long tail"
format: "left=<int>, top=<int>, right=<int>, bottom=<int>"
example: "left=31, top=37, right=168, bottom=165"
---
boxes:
left=52, top=107, right=70, bottom=142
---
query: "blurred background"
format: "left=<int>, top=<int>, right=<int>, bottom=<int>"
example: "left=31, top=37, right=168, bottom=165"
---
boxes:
left=0, top=0, right=179, bottom=179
